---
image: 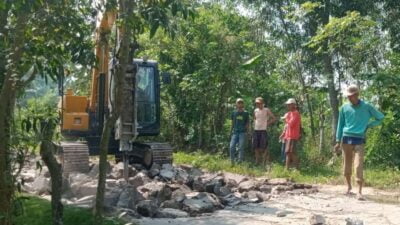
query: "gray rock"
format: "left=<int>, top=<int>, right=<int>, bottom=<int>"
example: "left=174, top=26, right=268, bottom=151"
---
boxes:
left=104, top=188, right=122, bottom=209
left=136, top=200, right=158, bottom=217
left=192, top=177, right=205, bottom=192
left=174, top=168, right=190, bottom=184
left=111, top=163, right=137, bottom=179
left=148, top=168, right=160, bottom=178
left=148, top=163, right=161, bottom=178
left=223, top=172, right=247, bottom=185
left=69, top=173, right=90, bottom=185
left=71, top=181, right=98, bottom=198
left=31, top=176, right=50, bottom=194
left=156, top=208, right=189, bottom=218
left=225, top=179, right=238, bottom=189
left=238, top=180, right=257, bottom=192
left=20, top=170, right=36, bottom=183
left=171, top=190, right=186, bottom=202
left=159, top=169, right=175, bottom=180
left=309, top=214, right=326, bottom=225
left=345, top=218, right=364, bottom=225
left=268, top=178, right=290, bottom=185
left=116, top=208, right=141, bottom=221
left=106, top=179, right=118, bottom=189
left=276, top=210, right=287, bottom=217
left=271, top=185, right=293, bottom=194
left=117, top=186, right=144, bottom=209
left=88, top=162, right=111, bottom=178
left=259, top=184, right=272, bottom=193
left=160, top=200, right=181, bottom=209
left=138, top=182, right=172, bottom=203
left=182, top=192, right=223, bottom=216
left=219, top=193, right=242, bottom=206
left=129, top=172, right=150, bottom=187
left=162, top=163, right=173, bottom=170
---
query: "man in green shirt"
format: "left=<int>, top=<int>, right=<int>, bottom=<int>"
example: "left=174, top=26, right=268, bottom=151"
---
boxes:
left=230, top=98, right=249, bottom=164
left=334, top=85, right=384, bottom=200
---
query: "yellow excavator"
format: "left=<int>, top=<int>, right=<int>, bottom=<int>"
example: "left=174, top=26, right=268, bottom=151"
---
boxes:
left=58, top=4, right=172, bottom=173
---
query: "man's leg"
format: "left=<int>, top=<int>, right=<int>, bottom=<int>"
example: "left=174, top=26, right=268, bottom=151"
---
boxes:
left=229, top=133, right=238, bottom=164
left=354, top=145, right=365, bottom=199
left=238, top=133, right=246, bottom=162
left=292, top=141, right=299, bottom=169
left=342, top=144, right=354, bottom=194
left=285, top=140, right=292, bottom=169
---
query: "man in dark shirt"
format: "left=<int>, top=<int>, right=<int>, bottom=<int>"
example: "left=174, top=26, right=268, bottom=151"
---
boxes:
left=230, top=98, right=249, bottom=164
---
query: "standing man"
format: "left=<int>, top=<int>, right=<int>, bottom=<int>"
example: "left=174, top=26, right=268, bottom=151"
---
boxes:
left=253, top=97, right=276, bottom=165
left=334, top=85, right=384, bottom=200
left=230, top=98, right=249, bottom=164
left=280, top=98, right=301, bottom=169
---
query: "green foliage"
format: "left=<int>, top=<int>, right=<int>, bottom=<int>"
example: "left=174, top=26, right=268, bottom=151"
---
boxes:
left=13, top=196, right=123, bottom=225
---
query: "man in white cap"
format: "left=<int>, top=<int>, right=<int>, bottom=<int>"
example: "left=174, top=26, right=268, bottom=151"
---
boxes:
left=334, top=84, right=384, bottom=200
left=280, top=98, right=301, bottom=169
left=230, top=98, right=249, bottom=164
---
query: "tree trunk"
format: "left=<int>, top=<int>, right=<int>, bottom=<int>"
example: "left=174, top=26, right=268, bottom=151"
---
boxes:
left=321, top=0, right=339, bottom=145
left=94, top=0, right=133, bottom=224
left=325, top=55, right=339, bottom=145
left=0, top=10, right=27, bottom=225
left=318, top=113, right=325, bottom=154
left=40, top=121, right=63, bottom=225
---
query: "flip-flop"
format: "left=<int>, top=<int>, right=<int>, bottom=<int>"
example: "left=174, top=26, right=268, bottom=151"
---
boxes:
left=345, top=191, right=356, bottom=196
left=356, top=194, right=366, bottom=201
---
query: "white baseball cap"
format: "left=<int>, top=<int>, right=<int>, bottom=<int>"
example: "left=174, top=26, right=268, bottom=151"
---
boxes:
left=285, top=98, right=296, bottom=105
left=344, top=84, right=359, bottom=97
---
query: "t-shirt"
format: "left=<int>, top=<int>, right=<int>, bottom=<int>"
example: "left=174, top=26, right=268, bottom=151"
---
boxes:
left=254, top=108, right=270, bottom=131
left=336, top=100, right=384, bottom=142
left=283, top=110, right=301, bottom=140
left=231, top=110, right=249, bottom=133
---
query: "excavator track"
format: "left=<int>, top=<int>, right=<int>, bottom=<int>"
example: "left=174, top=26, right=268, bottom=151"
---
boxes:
left=146, top=142, right=173, bottom=165
left=59, top=142, right=90, bottom=173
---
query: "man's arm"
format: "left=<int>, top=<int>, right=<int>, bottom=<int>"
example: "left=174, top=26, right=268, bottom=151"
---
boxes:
left=266, top=108, right=277, bottom=126
left=367, top=104, right=384, bottom=128
left=336, top=107, right=345, bottom=142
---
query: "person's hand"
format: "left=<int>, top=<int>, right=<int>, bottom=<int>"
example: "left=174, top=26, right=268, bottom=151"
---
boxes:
left=333, top=143, right=341, bottom=156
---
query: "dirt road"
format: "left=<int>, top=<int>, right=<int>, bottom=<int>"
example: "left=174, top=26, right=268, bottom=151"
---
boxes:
left=136, top=185, right=400, bottom=225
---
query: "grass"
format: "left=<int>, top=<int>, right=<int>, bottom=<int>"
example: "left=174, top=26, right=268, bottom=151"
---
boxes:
left=13, top=195, right=124, bottom=225
left=174, top=151, right=400, bottom=189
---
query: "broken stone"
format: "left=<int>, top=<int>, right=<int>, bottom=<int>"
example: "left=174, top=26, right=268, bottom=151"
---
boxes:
left=219, top=193, right=242, bottom=206
left=138, top=182, right=172, bottom=203
left=174, top=168, right=190, bottom=184
left=309, top=214, right=326, bottom=225
left=238, top=180, right=257, bottom=192
left=276, top=210, right=287, bottom=217
left=192, top=177, right=205, bottom=192
left=148, top=163, right=161, bottom=178
left=31, top=176, right=50, bottom=194
left=259, top=184, right=272, bottom=193
left=128, top=172, right=151, bottom=187
left=214, top=184, right=231, bottom=197
left=69, top=173, right=90, bottom=185
left=345, top=218, right=364, bottom=225
left=88, top=162, right=111, bottom=178
left=117, top=186, right=144, bottom=209
left=136, top=200, right=158, bottom=217
left=268, top=178, right=290, bottom=185
left=182, top=192, right=223, bottom=216
left=104, top=188, right=122, bottom=209
left=156, top=208, right=189, bottom=218
left=160, top=199, right=181, bottom=209
left=159, top=169, right=175, bottom=180
left=71, top=181, right=98, bottom=198
left=271, top=185, right=293, bottom=194
left=223, top=172, right=247, bottom=185
left=171, top=190, right=187, bottom=202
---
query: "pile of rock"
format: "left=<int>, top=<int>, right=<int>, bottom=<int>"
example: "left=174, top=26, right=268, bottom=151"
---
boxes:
left=20, top=161, right=318, bottom=219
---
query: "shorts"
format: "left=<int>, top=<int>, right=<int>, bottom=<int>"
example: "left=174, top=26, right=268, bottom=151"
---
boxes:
left=342, top=143, right=364, bottom=182
left=285, top=139, right=297, bottom=153
left=253, top=130, right=268, bottom=149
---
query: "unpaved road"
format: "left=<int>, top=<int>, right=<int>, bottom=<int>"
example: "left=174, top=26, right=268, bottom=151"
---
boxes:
left=136, top=185, right=400, bottom=225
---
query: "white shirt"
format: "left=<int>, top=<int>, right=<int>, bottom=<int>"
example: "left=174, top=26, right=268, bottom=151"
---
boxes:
left=254, top=108, right=270, bottom=130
